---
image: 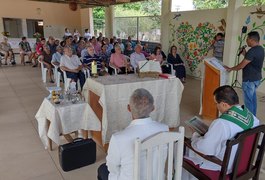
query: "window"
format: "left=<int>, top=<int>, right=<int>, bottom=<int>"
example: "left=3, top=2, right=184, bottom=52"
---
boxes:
left=3, top=18, right=23, bottom=38
left=26, top=19, right=44, bottom=38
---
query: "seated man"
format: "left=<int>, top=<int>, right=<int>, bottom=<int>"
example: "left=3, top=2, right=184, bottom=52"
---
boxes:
left=130, top=44, right=146, bottom=70
left=0, top=36, right=15, bottom=65
left=60, top=46, right=85, bottom=90
left=51, top=45, right=64, bottom=81
left=19, top=36, right=33, bottom=65
left=183, top=85, right=260, bottom=179
left=39, top=45, right=55, bottom=83
left=97, top=88, right=169, bottom=180
left=83, top=45, right=107, bottom=76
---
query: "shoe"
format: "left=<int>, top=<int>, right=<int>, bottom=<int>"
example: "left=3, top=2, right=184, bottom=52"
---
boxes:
left=32, top=64, right=37, bottom=67
left=49, top=80, right=55, bottom=83
left=25, top=61, right=31, bottom=64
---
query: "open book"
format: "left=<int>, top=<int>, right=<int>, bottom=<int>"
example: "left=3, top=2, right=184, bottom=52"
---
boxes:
left=185, top=116, right=209, bottom=136
left=138, top=60, right=162, bottom=73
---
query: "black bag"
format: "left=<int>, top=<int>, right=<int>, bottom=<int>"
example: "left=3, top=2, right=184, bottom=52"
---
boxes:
left=59, top=138, right=96, bottom=171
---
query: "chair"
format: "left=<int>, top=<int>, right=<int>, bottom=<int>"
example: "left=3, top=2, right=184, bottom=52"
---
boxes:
left=51, top=62, right=61, bottom=87
left=183, top=124, right=265, bottom=180
left=167, top=63, right=175, bottom=76
left=60, top=68, right=71, bottom=91
left=134, top=126, right=185, bottom=180
left=38, top=56, right=48, bottom=83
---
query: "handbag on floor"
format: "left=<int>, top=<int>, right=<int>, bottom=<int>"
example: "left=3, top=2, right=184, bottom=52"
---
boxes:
left=58, top=138, right=96, bottom=171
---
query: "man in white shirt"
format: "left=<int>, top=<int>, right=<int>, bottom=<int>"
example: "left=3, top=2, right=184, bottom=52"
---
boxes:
left=84, top=29, right=92, bottom=40
left=97, top=88, right=169, bottom=180
left=130, top=44, right=146, bottom=69
left=183, top=85, right=260, bottom=179
left=60, top=46, right=85, bottom=90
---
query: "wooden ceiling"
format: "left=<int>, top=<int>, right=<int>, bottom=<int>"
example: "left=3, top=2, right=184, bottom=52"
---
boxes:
left=29, top=0, right=144, bottom=8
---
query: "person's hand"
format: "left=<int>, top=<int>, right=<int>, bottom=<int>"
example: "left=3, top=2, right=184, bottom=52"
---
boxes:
left=223, top=65, right=232, bottom=72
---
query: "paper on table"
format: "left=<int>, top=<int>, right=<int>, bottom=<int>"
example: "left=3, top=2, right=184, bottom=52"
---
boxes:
left=138, top=60, right=162, bottom=73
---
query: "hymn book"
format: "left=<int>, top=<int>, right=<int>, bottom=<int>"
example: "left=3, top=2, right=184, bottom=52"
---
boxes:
left=185, top=116, right=209, bottom=136
left=138, top=60, right=162, bottom=73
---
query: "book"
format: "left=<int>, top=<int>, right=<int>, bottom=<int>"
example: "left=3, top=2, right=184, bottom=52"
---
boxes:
left=138, top=60, right=162, bottom=73
left=185, top=116, right=209, bottom=136
left=159, top=73, right=176, bottom=79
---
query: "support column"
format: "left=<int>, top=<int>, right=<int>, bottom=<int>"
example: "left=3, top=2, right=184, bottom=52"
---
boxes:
left=80, top=8, right=94, bottom=36
left=105, top=6, right=114, bottom=38
left=88, top=8, right=94, bottom=36
left=160, top=0, right=172, bottom=53
left=223, top=0, right=244, bottom=84
left=22, top=19, right=28, bottom=37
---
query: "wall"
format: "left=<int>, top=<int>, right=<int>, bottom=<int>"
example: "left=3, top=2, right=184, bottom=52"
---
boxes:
left=0, top=0, right=82, bottom=38
left=166, top=6, right=265, bottom=94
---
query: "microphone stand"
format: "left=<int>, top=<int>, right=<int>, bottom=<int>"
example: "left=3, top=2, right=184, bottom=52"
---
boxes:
left=231, top=31, right=244, bottom=88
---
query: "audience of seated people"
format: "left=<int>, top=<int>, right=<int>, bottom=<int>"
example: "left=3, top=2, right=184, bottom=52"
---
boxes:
left=130, top=44, right=146, bottom=70
left=60, top=46, right=85, bottom=90
left=167, top=45, right=186, bottom=83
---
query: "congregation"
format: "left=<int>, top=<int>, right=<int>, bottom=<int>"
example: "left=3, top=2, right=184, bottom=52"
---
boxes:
left=0, top=28, right=187, bottom=86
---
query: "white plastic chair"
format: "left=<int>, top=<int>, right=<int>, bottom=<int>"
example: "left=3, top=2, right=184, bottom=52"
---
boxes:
left=134, top=126, right=185, bottom=180
left=51, top=62, right=61, bottom=87
left=60, top=68, right=71, bottom=91
left=167, top=63, right=176, bottom=76
left=38, top=56, right=48, bottom=83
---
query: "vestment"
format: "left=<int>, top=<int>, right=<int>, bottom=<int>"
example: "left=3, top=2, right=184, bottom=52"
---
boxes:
left=167, top=53, right=186, bottom=79
left=130, top=52, right=146, bottom=69
left=242, top=45, right=264, bottom=115
left=184, top=105, right=259, bottom=179
left=106, top=117, right=169, bottom=180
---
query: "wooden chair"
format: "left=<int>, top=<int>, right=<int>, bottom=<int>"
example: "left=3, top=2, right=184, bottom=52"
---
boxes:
left=183, top=124, right=265, bottom=180
left=134, top=126, right=185, bottom=180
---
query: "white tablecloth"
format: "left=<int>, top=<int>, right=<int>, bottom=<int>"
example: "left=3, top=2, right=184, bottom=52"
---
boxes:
left=35, top=98, right=101, bottom=148
left=82, top=74, right=184, bottom=144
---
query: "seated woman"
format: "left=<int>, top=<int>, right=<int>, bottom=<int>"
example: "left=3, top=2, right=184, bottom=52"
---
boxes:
left=123, top=43, right=134, bottom=57
left=149, top=46, right=163, bottom=64
left=167, top=45, right=186, bottom=83
left=110, top=45, right=133, bottom=74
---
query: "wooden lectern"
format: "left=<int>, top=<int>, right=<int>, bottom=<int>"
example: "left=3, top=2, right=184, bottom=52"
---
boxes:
left=201, top=59, right=223, bottom=120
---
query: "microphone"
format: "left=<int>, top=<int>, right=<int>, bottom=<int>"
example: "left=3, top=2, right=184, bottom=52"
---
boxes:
left=237, top=45, right=247, bottom=56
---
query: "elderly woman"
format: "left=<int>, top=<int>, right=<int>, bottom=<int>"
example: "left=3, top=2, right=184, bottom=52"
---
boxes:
left=110, top=45, right=133, bottom=74
left=167, top=45, right=186, bottom=83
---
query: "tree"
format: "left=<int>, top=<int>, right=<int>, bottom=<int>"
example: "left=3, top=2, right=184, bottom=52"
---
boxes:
left=193, top=0, right=265, bottom=9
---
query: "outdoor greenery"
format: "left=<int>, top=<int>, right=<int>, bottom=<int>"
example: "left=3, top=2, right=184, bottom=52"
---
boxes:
left=193, top=0, right=265, bottom=9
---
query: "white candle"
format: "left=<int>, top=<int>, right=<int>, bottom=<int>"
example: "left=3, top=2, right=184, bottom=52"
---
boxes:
left=92, top=60, right=97, bottom=74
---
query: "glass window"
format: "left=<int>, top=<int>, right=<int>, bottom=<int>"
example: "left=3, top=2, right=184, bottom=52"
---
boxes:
left=26, top=19, right=44, bottom=38
left=3, top=18, right=23, bottom=38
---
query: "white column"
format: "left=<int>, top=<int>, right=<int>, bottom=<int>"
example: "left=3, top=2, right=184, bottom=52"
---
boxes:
left=88, top=8, right=94, bottom=36
left=160, top=0, right=172, bottom=53
left=105, top=6, right=114, bottom=38
left=21, top=19, right=28, bottom=37
left=223, top=0, right=244, bottom=84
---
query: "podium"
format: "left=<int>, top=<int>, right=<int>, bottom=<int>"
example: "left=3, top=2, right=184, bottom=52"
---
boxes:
left=200, top=58, right=228, bottom=120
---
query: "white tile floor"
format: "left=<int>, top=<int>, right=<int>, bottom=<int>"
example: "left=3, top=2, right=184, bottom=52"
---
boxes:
left=0, top=63, right=264, bottom=179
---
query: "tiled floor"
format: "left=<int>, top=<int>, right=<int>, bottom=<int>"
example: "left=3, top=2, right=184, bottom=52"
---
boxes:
left=0, top=63, right=264, bottom=180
